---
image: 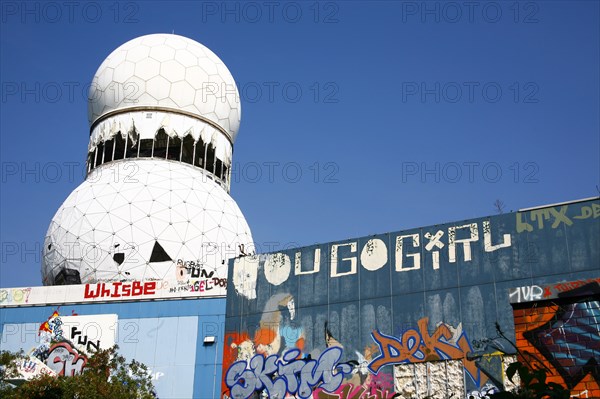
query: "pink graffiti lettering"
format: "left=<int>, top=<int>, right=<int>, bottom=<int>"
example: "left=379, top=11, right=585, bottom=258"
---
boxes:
left=168, top=278, right=228, bottom=293
left=46, top=342, right=87, bottom=376
left=316, top=383, right=396, bottom=399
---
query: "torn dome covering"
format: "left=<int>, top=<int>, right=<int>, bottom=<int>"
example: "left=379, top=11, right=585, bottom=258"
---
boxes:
left=88, top=110, right=233, bottom=167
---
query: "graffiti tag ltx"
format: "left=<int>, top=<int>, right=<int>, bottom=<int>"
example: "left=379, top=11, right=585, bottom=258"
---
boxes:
left=516, top=203, right=599, bottom=233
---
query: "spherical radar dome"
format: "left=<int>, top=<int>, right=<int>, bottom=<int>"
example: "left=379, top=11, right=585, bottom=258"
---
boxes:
left=42, top=160, right=254, bottom=285
left=88, top=33, right=241, bottom=141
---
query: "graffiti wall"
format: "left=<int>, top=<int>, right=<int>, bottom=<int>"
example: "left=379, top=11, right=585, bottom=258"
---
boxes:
left=0, top=310, right=116, bottom=379
left=511, top=279, right=600, bottom=398
left=222, top=199, right=599, bottom=398
left=41, top=312, right=116, bottom=376
left=0, top=297, right=226, bottom=399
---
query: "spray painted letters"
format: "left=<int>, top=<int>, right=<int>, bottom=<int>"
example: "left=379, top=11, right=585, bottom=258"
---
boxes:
left=369, top=318, right=485, bottom=387
left=225, top=347, right=352, bottom=399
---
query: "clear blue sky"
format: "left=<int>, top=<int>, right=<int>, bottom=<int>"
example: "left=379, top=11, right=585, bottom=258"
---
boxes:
left=1, top=1, right=599, bottom=288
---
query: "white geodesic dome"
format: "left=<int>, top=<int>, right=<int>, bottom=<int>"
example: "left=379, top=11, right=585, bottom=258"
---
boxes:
left=88, top=33, right=241, bottom=142
left=41, top=159, right=253, bottom=285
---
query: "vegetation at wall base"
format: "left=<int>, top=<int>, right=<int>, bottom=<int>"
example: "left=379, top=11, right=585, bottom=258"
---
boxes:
left=0, top=346, right=155, bottom=399
left=490, top=361, right=571, bottom=399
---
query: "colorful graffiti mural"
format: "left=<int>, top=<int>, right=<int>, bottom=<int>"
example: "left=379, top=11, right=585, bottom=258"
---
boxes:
left=4, top=310, right=118, bottom=380
left=222, top=292, right=500, bottom=398
left=223, top=336, right=396, bottom=399
left=223, top=199, right=599, bottom=398
left=512, top=281, right=600, bottom=398
left=222, top=291, right=397, bottom=398
left=45, top=341, right=88, bottom=376
left=225, top=347, right=352, bottom=399
left=369, top=318, right=485, bottom=388
left=1, top=299, right=211, bottom=397
left=223, top=314, right=501, bottom=398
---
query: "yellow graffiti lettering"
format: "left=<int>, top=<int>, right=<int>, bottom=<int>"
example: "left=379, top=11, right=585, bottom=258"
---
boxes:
left=530, top=209, right=551, bottom=229
left=574, top=204, right=600, bottom=220
left=517, top=203, right=598, bottom=232
left=516, top=213, right=533, bottom=233
left=549, top=206, right=572, bottom=228
left=12, top=289, right=24, bottom=303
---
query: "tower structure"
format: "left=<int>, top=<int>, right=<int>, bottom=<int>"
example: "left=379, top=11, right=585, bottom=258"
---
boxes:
left=41, top=33, right=253, bottom=285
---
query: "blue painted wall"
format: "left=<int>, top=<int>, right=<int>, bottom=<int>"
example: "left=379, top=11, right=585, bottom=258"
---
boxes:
left=0, top=297, right=226, bottom=399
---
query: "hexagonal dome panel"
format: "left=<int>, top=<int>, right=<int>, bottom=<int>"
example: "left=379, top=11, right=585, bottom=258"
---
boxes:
left=88, top=34, right=241, bottom=142
left=42, top=160, right=254, bottom=285
left=149, top=44, right=176, bottom=62
left=176, top=49, right=198, bottom=68
left=147, top=75, right=172, bottom=100
left=112, top=60, right=135, bottom=83
left=160, top=59, right=186, bottom=83
left=135, top=58, right=161, bottom=80
left=171, top=81, right=196, bottom=108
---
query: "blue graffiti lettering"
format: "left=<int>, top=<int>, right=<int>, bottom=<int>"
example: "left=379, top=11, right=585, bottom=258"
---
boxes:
left=225, top=347, right=352, bottom=399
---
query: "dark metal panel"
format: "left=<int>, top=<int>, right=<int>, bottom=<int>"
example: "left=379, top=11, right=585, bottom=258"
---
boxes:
left=424, top=287, right=461, bottom=331
left=328, top=239, right=360, bottom=305
left=391, top=227, right=427, bottom=294
left=419, top=223, right=460, bottom=292
left=391, top=291, right=426, bottom=336
left=527, top=228, right=570, bottom=277
left=563, top=201, right=600, bottom=272
left=358, top=233, right=393, bottom=301
left=459, top=283, right=498, bottom=344
left=297, top=304, right=329, bottom=358
left=296, top=243, right=329, bottom=309
left=360, top=296, right=394, bottom=341
left=489, top=213, right=530, bottom=282
left=328, top=301, right=361, bottom=363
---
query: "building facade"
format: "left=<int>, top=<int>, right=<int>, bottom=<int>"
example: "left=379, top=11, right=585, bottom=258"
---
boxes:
left=222, top=197, right=599, bottom=399
left=1, top=197, right=598, bottom=398
left=0, top=282, right=226, bottom=398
